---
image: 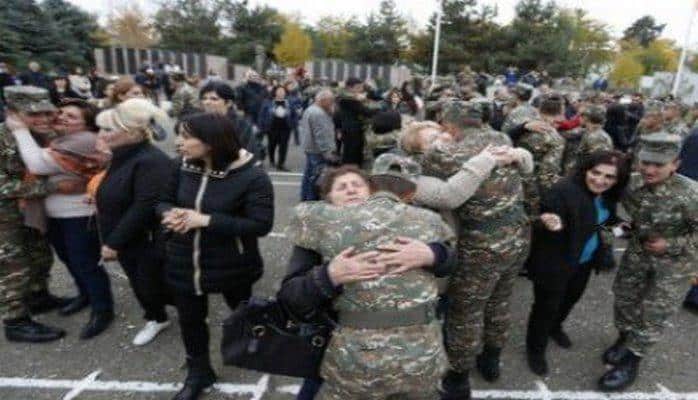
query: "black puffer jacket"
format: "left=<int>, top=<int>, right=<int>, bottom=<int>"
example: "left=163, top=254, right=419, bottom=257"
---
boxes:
left=156, top=151, right=274, bottom=295
left=96, top=141, right=174, bottom=253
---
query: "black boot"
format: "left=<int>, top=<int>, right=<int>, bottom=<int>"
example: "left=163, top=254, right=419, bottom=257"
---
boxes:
left=27, top=290, right=71, bottom=315
left=79, top=310, right=113, bottom=339
left=440, top=369, right=471, bottom=400
left=603, top=332, right=629, bottom=365
left=173, top=356, right=217, bottom=400
left=550, top=329, right=572, bottom=349
left=4, top=317, right=66, bottom=343
left=476, top=345, right=502, bottom=382
left=598, top=351, right=641, bottom=391
left=526, top=349, right=549, bottom=376
left=59, top=295, right=89, bottom=316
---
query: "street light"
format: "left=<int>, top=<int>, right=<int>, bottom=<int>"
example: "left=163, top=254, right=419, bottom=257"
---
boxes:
left=430, top=0, right=443, bottom=89
left=672, top=0, right=698, bottom=97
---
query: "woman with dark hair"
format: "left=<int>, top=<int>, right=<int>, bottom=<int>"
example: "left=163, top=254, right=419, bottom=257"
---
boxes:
left=258, top=85, right=296, bottom=170
left=525, top=150, right=632, bottom=376
left=157, top=112, right=274, bottom=400
left=49, top=74, right=83, bottom=104
left=199, top=81, right=260, bottom=157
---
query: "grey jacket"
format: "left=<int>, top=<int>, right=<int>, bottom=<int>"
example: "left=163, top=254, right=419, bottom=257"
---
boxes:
left=300, top=104, right=335, bottom=157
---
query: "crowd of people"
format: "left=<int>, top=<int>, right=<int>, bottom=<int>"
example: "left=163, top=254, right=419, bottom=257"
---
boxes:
left=0, top=58, right=697, bottom=400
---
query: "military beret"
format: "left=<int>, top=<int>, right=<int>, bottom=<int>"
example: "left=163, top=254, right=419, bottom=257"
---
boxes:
left=371, top=153, right=422, bottom=181
left=4, top=85, right=56, bottom=113
left=637, top=132, right=682, bottom=164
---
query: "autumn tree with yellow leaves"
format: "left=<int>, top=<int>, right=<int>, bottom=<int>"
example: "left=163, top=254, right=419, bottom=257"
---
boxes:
left=273, top=22, right=313, bottom=67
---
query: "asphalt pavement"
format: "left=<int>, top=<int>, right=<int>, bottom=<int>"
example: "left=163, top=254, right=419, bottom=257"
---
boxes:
left=1, top=139, right=696, bottom=400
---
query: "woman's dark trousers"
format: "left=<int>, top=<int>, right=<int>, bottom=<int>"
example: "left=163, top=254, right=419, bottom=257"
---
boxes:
left=47, top=217, right=113, bottom=312
left=526, top=264, right=592, bottom=353
left=118, top=242, right=170, bottom=322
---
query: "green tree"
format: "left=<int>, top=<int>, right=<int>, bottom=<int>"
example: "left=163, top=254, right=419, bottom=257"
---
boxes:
left=407, top=0, right=503, bottom=73
left=220, top=0, right=284, bottom=65
left=273, top=22, right=313, bottom=67
left=623, top=16, right=666, bottom=47
left=345, top=0, right=409, bottom=64
left=0, top=0, right=63, bottom=69
left=313, top=16, right=353, bottom=59
left=610, top=52, right=644, bottom=88
left=153, top=0, right=223, bottom=53
left=41, top=0, right=102, bottom=67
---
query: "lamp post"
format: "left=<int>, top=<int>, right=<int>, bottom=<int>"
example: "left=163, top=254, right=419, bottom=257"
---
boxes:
left=430, top=0, right=443, bottom=89
left=672, top=0, right=698, bottom=97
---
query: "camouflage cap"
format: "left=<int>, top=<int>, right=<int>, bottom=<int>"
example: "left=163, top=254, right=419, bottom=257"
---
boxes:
left=371, top=153, right=422, bottom=181
left=582, top=104, right=607, bottom=123
left=644, top=99, right=665, bottom=115
left=637, top=132, right=682, bottom=164
left=4, top=85, right=56, bottom=113
left=440, top=100, right=486, bottom=126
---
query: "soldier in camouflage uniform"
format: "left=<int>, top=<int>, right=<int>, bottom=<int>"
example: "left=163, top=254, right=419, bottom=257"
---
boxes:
left=663, top=101, right=690, bottom=140
left=287, top=155, right=454, bottom=400
left=1, top=86, right=67, bottom=343
left=169, top=72, right=201, bottom=119
left=500, top=83, right=539, bottom=134
left=511, top=96, right=565, bottom=218
left=410, top=100, right=532, bottom=399
left=563, top=105, right=614, bottom=174
left=598, top=132, right=698, bottom=391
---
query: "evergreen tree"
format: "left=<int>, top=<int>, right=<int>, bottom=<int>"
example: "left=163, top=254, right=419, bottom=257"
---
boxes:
left=219, top=0, right=284, bottom=65
left=0, top=0, right=63, bottom=70
left=623, top=16, right=666, bottom=48
left=41, top=0, right=101, bottom=68
left=153, top=0, right=224, bottom=54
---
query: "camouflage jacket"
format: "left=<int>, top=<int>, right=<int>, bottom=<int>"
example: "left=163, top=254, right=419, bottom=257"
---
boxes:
left=560, top=128, right=584, bottom=176
left=170, top=83, right=200, bottom=119
left=516, top=127, right=565, bottom=216
left=0, top=124, right=47, bottom=228
left=665, top=120, right=690, bottom=140
left=501, top=103, right=540, bottom=133
left=417, top=128, right=529, bottom=247
left=623, top=173, right=698, bottom=261
left=287, top=192, right=454, bottom=314
left=567, top=127, right=614, bottom=173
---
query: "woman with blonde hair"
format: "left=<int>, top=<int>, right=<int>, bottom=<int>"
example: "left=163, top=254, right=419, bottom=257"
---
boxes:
left=94, top=98, right=175, bottom=345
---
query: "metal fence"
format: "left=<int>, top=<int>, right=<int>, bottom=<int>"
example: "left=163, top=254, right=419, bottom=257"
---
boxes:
left=93, top=47, right=411, bottom=86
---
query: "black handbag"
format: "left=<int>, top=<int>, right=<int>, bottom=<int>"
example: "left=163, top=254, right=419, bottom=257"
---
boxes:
left=221, top=297, right=333, bottom=379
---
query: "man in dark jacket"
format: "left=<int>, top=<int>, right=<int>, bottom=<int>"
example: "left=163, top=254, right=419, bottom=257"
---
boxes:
left=678, top=128, right=698, bottom=313
left=236, top=71, right=269, bottom=160
left=18, top=61, right=49, bottom=89
left=335, top=77, right=379, bottom=166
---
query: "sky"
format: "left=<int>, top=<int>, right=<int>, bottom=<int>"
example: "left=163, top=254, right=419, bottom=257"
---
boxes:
left=68, top=0, right=698, bottom=47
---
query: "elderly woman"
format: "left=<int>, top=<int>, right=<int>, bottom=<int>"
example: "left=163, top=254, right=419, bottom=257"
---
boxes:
left=9, top=99, right=114, bottom=339
left=157, top=113, right=273, bottom=400
left=95, top=98, right=174, bottom=344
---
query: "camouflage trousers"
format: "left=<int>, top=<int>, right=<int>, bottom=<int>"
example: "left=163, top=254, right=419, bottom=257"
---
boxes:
left=317, top=322, right=448, bottom=400
left=445, top=227, right=531, bottom=372
left=613, top=247, right=695, bottom=357
left=0, top=227, right=53, bottom=320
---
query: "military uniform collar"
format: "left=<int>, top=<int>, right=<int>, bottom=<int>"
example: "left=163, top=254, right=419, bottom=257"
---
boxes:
left=369, top=191, right=402, bottom=203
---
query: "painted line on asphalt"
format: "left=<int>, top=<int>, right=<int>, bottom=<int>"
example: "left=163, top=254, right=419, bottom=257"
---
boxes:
left=268, top=171, right=303, bottom=178
left=272, top=181, right=301, bottom=187
left=1, top=375, right=697, bottom=400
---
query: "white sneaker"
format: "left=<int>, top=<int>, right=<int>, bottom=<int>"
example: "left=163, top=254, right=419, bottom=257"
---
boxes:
left=132, top=320, right=171, bottom=346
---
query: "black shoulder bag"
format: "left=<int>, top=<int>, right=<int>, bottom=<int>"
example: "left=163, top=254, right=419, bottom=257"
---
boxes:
left=221, top=297, right=334, bottom=379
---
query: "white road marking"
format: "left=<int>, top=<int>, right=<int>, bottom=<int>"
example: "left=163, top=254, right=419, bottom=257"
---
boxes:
left=62, top=370, right=101, bottom=400
left=273, top=181, right=301, bottom=187
left=1, top=375, right=698, bottom=399
left=269, top=171, right=303, bottom=178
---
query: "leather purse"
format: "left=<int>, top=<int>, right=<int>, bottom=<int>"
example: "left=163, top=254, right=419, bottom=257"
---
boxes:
left=221, top=297, right=333, bottom=379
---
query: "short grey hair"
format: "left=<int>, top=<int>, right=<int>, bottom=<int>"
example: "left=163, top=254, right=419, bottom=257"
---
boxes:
left=315, top=89, right=334, bottom=102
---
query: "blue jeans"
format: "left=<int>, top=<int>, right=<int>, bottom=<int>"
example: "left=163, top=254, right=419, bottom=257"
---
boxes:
left=47, top=217, right=113, bottom=312
left=301, top=153, right=326, bottom=201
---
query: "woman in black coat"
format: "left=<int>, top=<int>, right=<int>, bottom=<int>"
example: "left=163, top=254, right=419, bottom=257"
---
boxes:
left=525, top=150, right=631, bottom=376
left=157, top=112, right=273, bottom=400
left=95, top=98, right=174, bottom=342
